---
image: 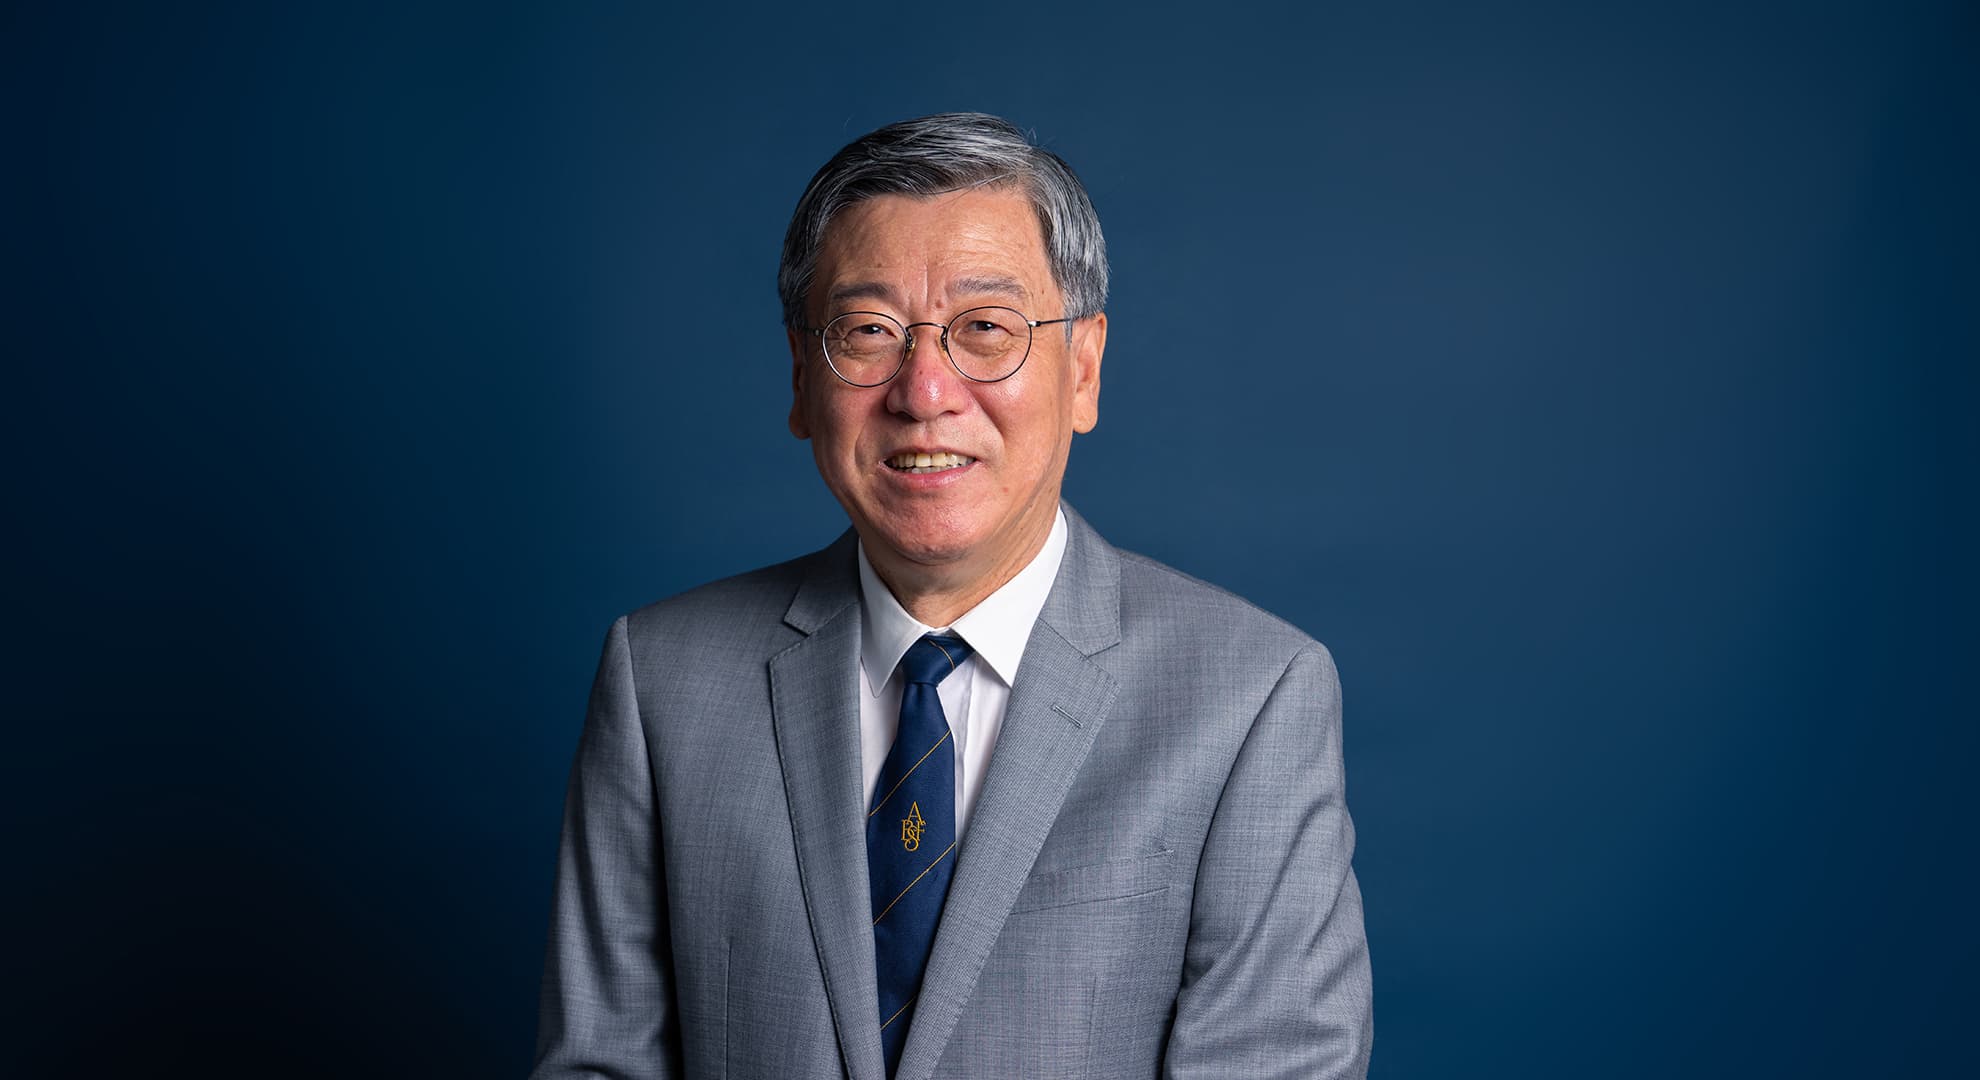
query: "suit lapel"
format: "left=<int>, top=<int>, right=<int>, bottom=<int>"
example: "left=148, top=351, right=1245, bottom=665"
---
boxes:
left=769, top=533, right=888, bottom=1080
left=894, top=506, right=1124, bottom=1080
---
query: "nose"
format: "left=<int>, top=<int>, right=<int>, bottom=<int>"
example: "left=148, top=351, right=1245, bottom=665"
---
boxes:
left=885, top=321, right=970, bottom=421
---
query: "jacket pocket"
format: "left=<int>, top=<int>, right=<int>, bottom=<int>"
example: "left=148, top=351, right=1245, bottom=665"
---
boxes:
left=1008, top=847, right=1174, bottom=914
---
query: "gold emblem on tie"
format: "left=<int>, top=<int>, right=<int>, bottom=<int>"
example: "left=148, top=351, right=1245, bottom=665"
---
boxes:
left=901, top=801, right=925, bottom=852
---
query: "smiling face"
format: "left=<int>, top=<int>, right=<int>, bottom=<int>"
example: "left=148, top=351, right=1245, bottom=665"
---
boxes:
left=787, top=186, right=1105, bottom=607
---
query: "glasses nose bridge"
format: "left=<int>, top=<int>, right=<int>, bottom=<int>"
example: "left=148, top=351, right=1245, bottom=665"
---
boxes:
left=898, top=319, right=951, bottom=358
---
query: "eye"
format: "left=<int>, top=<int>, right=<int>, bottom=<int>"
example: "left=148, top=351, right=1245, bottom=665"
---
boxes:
left=952, top=310, right=1021, bottom=338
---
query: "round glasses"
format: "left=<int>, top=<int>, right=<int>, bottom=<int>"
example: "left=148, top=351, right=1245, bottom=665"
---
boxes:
left=801, top=307, right=1076, bottom=387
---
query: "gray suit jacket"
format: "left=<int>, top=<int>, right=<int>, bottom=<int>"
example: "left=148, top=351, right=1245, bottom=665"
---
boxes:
left=531, top=506, right=1372, bottom=1079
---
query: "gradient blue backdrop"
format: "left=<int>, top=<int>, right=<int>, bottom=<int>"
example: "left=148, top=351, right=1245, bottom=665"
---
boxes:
left=8, top=1, right=1974, bottom=1076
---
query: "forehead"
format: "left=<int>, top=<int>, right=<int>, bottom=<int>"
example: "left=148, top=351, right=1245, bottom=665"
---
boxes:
left=813, top=187, right=1053, bottom=310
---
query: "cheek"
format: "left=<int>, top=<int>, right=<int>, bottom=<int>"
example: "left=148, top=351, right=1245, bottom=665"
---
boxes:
left=812, top=402, right=873, bottom=460
left=985, top=387, right=1072, bottom=447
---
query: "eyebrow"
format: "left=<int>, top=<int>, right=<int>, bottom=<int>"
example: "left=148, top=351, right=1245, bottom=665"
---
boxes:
left=948, top=276, right=1029, bottom=302
left=822, top=275, right=1031, bottom=312
left=824, top=281, right=901, bottom=308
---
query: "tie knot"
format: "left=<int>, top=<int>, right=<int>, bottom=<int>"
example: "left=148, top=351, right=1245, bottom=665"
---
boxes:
left=900, top=635, right=973, bottom=686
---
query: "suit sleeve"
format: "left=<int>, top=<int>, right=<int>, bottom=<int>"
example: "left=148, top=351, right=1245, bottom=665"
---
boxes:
left=1163, top=645, right=1374, bottom=1079
left=530, top=617, right=682, bottom=1080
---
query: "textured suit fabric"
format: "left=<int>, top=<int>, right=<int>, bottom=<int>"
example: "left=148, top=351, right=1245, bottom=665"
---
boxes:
left=530, top=505, right=1373, bottom=1080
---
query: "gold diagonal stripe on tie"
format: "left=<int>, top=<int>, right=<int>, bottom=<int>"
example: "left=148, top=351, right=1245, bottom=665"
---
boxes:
left=871, top=840, right=958, bottom=927
left=879, top=995, right=915, bottom=1032
left=867, top=730, right=952, bottom=820
left=930, top=638, right=961, bottom=672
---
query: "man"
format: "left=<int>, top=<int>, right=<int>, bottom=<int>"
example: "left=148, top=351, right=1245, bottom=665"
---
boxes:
left=531, top=113, right=1372, bottom=1080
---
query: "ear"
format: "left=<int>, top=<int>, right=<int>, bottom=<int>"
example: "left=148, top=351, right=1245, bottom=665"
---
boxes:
left=1070, top=312, right=1106, bottom=434
left=787, top=326, right=811, bottom=440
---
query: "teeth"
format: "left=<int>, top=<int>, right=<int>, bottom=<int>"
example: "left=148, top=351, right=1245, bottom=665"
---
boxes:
left=887, top=451, right=974, bottom=473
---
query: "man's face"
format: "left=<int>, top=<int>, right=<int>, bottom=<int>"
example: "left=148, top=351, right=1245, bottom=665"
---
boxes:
left=788, top=187, right=1105, bottom=587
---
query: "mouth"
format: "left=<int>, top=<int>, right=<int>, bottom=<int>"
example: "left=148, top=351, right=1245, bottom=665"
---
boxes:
left=885, top=451, right=976, bottom=475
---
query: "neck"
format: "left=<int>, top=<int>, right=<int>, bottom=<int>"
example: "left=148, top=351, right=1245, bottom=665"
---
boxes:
left=865, top=510, right=1056, bottom=628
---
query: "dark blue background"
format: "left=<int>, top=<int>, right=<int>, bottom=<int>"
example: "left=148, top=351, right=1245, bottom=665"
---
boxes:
left=9, top=1, right=1974, bottom=1076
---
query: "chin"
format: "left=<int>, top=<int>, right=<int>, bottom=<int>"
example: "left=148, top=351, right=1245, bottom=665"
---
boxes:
left=859, top=511, right=988, bottom=568
left=870, top=528, right=980, bottom=568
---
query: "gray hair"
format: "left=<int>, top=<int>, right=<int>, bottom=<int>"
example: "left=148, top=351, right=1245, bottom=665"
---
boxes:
left=778, top=112, right=1109, bottom=331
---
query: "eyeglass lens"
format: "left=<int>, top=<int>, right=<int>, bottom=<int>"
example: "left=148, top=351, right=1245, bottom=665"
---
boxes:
left=821, top=307, right=1033, bottom=386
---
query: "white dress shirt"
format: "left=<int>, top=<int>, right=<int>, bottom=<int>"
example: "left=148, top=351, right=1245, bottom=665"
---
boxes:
left=856, top=508, right=1068, bottom=838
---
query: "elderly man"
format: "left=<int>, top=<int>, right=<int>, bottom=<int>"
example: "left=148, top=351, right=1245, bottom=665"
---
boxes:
left=531, top=113, right=1372, bottom=1080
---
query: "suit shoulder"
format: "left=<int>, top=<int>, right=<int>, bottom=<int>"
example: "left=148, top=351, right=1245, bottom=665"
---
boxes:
left=1113, top=547, right=1328, bottom=664
left=617, top=547, right=820, bottom=648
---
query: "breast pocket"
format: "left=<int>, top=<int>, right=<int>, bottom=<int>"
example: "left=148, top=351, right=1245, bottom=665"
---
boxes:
left=974, top=845, right=1183, bottom=1080
left=1008, top=846, right=1174, bottom=914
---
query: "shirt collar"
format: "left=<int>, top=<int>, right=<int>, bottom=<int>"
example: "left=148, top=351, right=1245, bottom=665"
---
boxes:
left=857, top=507, right=1069, bottom=696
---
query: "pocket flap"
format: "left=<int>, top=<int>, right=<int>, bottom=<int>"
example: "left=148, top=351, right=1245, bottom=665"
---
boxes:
left=1008, top=847, right=1175, bottom=914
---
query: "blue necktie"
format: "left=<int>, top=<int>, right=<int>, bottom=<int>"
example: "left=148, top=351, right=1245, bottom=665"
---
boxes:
left=868, top=634, right=973, bottom=1076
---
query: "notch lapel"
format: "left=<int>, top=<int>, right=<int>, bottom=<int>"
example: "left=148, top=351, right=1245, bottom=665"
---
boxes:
left=893, top=507, right=1124, bottom=1080
left=769, top=533, right=888, bottom=1080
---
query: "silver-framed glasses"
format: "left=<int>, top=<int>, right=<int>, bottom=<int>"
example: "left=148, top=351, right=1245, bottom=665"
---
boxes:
left=800, top=306, right=1077, bottom=387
